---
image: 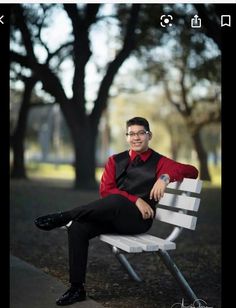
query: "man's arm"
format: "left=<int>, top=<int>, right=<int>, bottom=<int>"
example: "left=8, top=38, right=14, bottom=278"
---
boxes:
left=157, top=156, right=199, bottom=182
left=150, top=156, right=199, bottom=201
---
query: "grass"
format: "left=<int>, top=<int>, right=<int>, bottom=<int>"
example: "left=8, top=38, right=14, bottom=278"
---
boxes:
left=27, top=162, right=104, bottom=182
left=206, top=163, right=221, bottom=187
left=27, top=162, right=75, bottom=180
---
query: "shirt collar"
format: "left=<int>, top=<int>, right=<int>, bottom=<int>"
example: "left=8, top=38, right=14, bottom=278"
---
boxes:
left=129, top=148, right=152, bottom=162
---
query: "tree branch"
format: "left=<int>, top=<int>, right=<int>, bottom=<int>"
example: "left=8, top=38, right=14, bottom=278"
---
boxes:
left=11, top=51, right=68, bottom=105
left=47, top=41, right=73, bottom=64
left=180, top=65, right=191, bottom=116
left=29, top=101, right=57, bottom=108
left=91, top=4, right=141, bottom=127
left=12, top=4, right=37, bottom=62
left=64, top=4, right=100, bottom=110
left=163, top=80, right=183, bottom=114
left=194, top=109, right=221, bottom=130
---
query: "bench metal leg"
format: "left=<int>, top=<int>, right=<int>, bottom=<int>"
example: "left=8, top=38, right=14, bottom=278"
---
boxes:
left=112, top=246, right=143, bottom=282
left=157, top=250, right=201, bottom=306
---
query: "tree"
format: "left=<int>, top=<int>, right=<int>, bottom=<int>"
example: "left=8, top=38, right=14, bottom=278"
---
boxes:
left=117, top=4, right=221, bottom=180
left=161, top=20, right=220, bottom=180
left=10, top=76, right=37, bottom=178
left=10, top=3, right=141, bottom=188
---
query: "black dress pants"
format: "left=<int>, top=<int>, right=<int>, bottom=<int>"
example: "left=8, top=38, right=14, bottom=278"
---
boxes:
left=66, top=194, right=154, bottom=284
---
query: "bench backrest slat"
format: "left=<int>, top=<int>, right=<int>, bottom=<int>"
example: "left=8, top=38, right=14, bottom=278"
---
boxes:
left=155, top=208, right=197, bottom=230
left=155, top=179, right=202, bottom=231
left=158, top=193, right=200, bottom=212
left=167, top=178, right=202, bottom=193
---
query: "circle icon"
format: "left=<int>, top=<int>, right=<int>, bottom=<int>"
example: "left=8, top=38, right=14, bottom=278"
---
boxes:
left=160, top=15, right=173, bottom=27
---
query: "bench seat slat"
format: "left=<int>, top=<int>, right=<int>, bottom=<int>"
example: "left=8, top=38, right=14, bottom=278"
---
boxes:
left=135, top=234, right=176, bottom=250
left=167, top=178, right=202, bottom=193
left=158, top=193, right=200, bottom=211
left=100, top=235, right=143, bottom=253
left=100, top=234, right=176, bottom=252
left=116, top=235, right=159, bottom=251
left=156, top=208, right=197, bottom=230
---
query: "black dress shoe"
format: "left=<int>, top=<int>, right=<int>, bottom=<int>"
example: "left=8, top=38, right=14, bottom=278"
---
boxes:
left=34, top=212, right=70, bottom=231
left=56, top=287, right=86, bottom=306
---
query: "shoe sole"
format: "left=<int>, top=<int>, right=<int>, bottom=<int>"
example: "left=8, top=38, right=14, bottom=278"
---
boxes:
left=56, top=295, right=86, bottom=306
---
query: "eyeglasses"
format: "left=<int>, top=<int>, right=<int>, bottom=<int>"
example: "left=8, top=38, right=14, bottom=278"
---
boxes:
left=126, top=130, right=150, bottom=138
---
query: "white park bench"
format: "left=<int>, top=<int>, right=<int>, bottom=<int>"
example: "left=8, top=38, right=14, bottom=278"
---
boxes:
left=99, top=178, right=203, bottom=305
left=64, top=178, right=203, bottom=305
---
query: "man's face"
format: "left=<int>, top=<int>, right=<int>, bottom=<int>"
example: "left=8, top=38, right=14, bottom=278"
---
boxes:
left=126, top=125, right=152, bottom=153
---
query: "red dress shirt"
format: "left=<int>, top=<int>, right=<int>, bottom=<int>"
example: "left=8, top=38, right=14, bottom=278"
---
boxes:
left=99, top=148, right=198, bottom=204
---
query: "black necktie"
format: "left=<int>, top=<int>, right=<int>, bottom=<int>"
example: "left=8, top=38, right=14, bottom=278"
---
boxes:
left=132, top=155, right=142, bottom=167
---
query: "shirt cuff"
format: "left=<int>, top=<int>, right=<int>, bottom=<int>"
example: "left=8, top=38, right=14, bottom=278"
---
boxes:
left=127, top=194, right=139, bottom=204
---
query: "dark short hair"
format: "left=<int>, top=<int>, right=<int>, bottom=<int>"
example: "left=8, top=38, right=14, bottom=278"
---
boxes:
left=126, top=117, right=150, bottom=132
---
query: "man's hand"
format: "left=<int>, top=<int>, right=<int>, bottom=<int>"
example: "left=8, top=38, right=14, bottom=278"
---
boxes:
left=135, top=198, right=154, bottom=220
left=150, top=174, right=170, bottom=201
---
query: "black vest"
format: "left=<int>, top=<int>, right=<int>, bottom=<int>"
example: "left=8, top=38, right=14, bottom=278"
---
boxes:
left=114, top=150, right=162, bottom=207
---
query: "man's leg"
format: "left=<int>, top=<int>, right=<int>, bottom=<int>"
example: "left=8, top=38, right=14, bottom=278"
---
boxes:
left=65, top=195, right=151, bottom=282
left=37, top=194, right=153, bottom=305
left=67, top=220, right=113, bottom=284
left=69, top=194, right=134, bottom=223
left=35, top=194, right=153, bottom=233
left=35, top=194, right=142, bottom=231
left=109, top=200, right=153, bottom=235
left=56, top=220, right=113, bottom=306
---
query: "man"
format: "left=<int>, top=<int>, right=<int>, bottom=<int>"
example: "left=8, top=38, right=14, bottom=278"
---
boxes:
left=35, top=117, right=198, bottom=306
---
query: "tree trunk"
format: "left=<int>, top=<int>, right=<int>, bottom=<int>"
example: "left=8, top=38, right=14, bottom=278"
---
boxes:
left=11, top=77, right=37, bottom=178
left=74, top=131, right=98, bottom=189
left=11, top=134, right=27, bottom=178
left=61, top=101, right=99, bottom=189
left=192, top=130, right=211, bottom=181
left=70, top=121, right=98, bottom=189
